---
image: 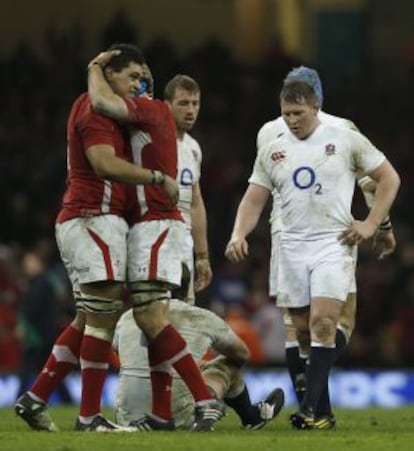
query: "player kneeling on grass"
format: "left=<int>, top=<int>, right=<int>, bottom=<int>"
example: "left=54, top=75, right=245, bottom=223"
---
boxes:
left=112, top=298, right=284, bottom=430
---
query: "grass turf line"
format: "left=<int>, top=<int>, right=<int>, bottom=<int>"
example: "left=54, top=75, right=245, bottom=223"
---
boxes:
left=0, top=406, right=414, bottom=451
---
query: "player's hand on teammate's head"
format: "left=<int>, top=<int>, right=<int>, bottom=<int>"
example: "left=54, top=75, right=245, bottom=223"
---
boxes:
left=88, top=50, right=121, bottom=69
left=225, top=238, right=249, bottom=263
left=373, top=229, right=396, bottom=260
left=162, top=174, right=179, bottom=206
left=194, top=258, right=213, bottom=292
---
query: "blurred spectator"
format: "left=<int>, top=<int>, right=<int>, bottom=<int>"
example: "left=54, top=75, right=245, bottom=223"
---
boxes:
left=100, top=8, right=138, bottom=49
left=16, top=239, right=72, bottom=401
left=0, top=245, right=23, bottom=372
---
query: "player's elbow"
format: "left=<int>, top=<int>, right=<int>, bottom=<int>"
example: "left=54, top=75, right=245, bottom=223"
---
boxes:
left=91, top=97, right=108, bottom=115
left=384, top=167, right=401, bottom=196
left=92, top=161, right=115, bottom=180
left=392, top=170, right=401, bottom=191
left=235, top=341, right=250, bottom=365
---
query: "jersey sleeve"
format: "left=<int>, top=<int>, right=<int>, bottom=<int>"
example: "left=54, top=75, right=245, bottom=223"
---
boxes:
left=256, top=123, right=268, bottom=149
left=124, top=96, right=163, bottom=125
left=206, top=311, right=241, bottom=352
left=349, top=130, right=386, bottom=175
left=248, top=148, right=273, bottom=191
left=78, top=111, right=117, bottom=149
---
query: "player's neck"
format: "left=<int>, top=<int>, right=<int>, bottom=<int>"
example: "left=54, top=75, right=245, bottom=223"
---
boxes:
left=302, top=119, right=321, bottom=140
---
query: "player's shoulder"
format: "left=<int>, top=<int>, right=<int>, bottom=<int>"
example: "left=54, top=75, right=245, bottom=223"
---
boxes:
left=170, top=300, right=227, bottom=331
left=183, top=133, right=202, bottom=152
left=257, top=117, right=287, bottom=146
left=181, top=133, right=202, bottom=161
left=127, top=96, right=170, bottom=118
left=72, top=93, right=115, bottom=128
left=70, top=93, right=90, bottom=119
left=319, top=111, right=359, bottom=131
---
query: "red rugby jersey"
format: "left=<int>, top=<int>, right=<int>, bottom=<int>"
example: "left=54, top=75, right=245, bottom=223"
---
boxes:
left=124, top=96, right=183, bottom=224
left=57, top=93, right=128, bottom=223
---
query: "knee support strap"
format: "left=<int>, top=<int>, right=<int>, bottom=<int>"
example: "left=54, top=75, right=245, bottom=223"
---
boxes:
left=130, top=281, right=171, bottom=308
left=76, top=292, right=123, bottom=314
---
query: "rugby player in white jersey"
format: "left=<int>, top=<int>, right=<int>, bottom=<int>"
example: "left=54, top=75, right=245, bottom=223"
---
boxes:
left=113, top=298, right=284, bottom=430
left=225, top=78, right=400, bottom=429
left=254, top=67, right=397, bottom=427
left=164, top=75, right=212, bottom=304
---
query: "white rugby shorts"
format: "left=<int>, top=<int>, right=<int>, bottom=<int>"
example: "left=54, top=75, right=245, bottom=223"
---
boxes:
left=276, top=238, right=356, bottom=308
left=127, top=219, right=186, bottom=287
left=270, top=232, right=357, bottom=300
left=55, top=215, right=128, bottom=291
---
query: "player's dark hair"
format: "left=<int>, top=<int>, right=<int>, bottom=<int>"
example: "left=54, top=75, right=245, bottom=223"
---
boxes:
left=164, top=74, right=200, bottom=101
left=280, top=80, right=318, bottom=106
left=105, top=43, right=145, bottom=72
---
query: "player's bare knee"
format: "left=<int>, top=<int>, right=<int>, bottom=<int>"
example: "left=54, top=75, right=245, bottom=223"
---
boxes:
left=202, top=355, right=239, bottom=398
left=130, top=282, right=171, bottom=338
left=311, top=316, right=337, bottom=343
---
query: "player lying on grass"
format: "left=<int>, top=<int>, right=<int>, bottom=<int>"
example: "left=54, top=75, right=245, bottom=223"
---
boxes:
left=112, top=296, right=285, bottom=430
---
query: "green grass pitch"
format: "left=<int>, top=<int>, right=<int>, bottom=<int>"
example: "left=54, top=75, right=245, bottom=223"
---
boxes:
left=1, top=406, right=413, bottom=451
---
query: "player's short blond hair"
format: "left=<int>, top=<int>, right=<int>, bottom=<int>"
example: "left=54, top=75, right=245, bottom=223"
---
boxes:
left=164, top=74, right=200, bottom=101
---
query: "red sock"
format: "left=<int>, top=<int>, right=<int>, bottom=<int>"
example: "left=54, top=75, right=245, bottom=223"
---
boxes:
left=150, top=371, right=173, bottom=420
left=30, top=325, right=83, bottom=401
left=172, top=353, right=211, bottom=402
left=79, top=334, right=111, bottom=417
left=148, top=325, right=211, bottom=407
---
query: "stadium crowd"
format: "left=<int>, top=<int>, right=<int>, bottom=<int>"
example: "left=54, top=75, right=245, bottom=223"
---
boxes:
left=1, top=14, right=414, bottom=384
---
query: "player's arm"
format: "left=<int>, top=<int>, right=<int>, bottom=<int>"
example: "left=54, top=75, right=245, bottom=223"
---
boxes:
left=191, top=182, right=212, bottom=292
left=88, top=63, right=130, bottom=121
left=87, top=144, right=160, bottom=184
left=213, top=329, right=250, bottom=368
left=225, top=183, right=270, bottom=263
left=340, top=160, right=400, bottom=244
left=86, top=144, right=178, bottom=205
left=357, top=173, right=396, bottom=259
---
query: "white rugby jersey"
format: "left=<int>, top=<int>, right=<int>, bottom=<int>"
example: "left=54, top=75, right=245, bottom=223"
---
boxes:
left=255, top=111, right=372, bottom=234
left=250, top=122, right=385, bottom=241
left=113, top=299, right=237, bottom=378
left=177, top=133, right=202, bottom=230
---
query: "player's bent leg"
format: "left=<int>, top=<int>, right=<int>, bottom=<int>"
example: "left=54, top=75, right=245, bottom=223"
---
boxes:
left=130, top=282, right=223, bottom=431
left=204, top=356, right=284, bottom=430
left=130, top=281, right=171, bottom=339
left=15, top=303, right=87, bottom=432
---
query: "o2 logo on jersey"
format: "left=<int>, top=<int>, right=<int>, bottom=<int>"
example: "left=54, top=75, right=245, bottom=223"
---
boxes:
left=292, top=166, right=322, bottom=194
left=180, top=168, right=194, bottom=186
